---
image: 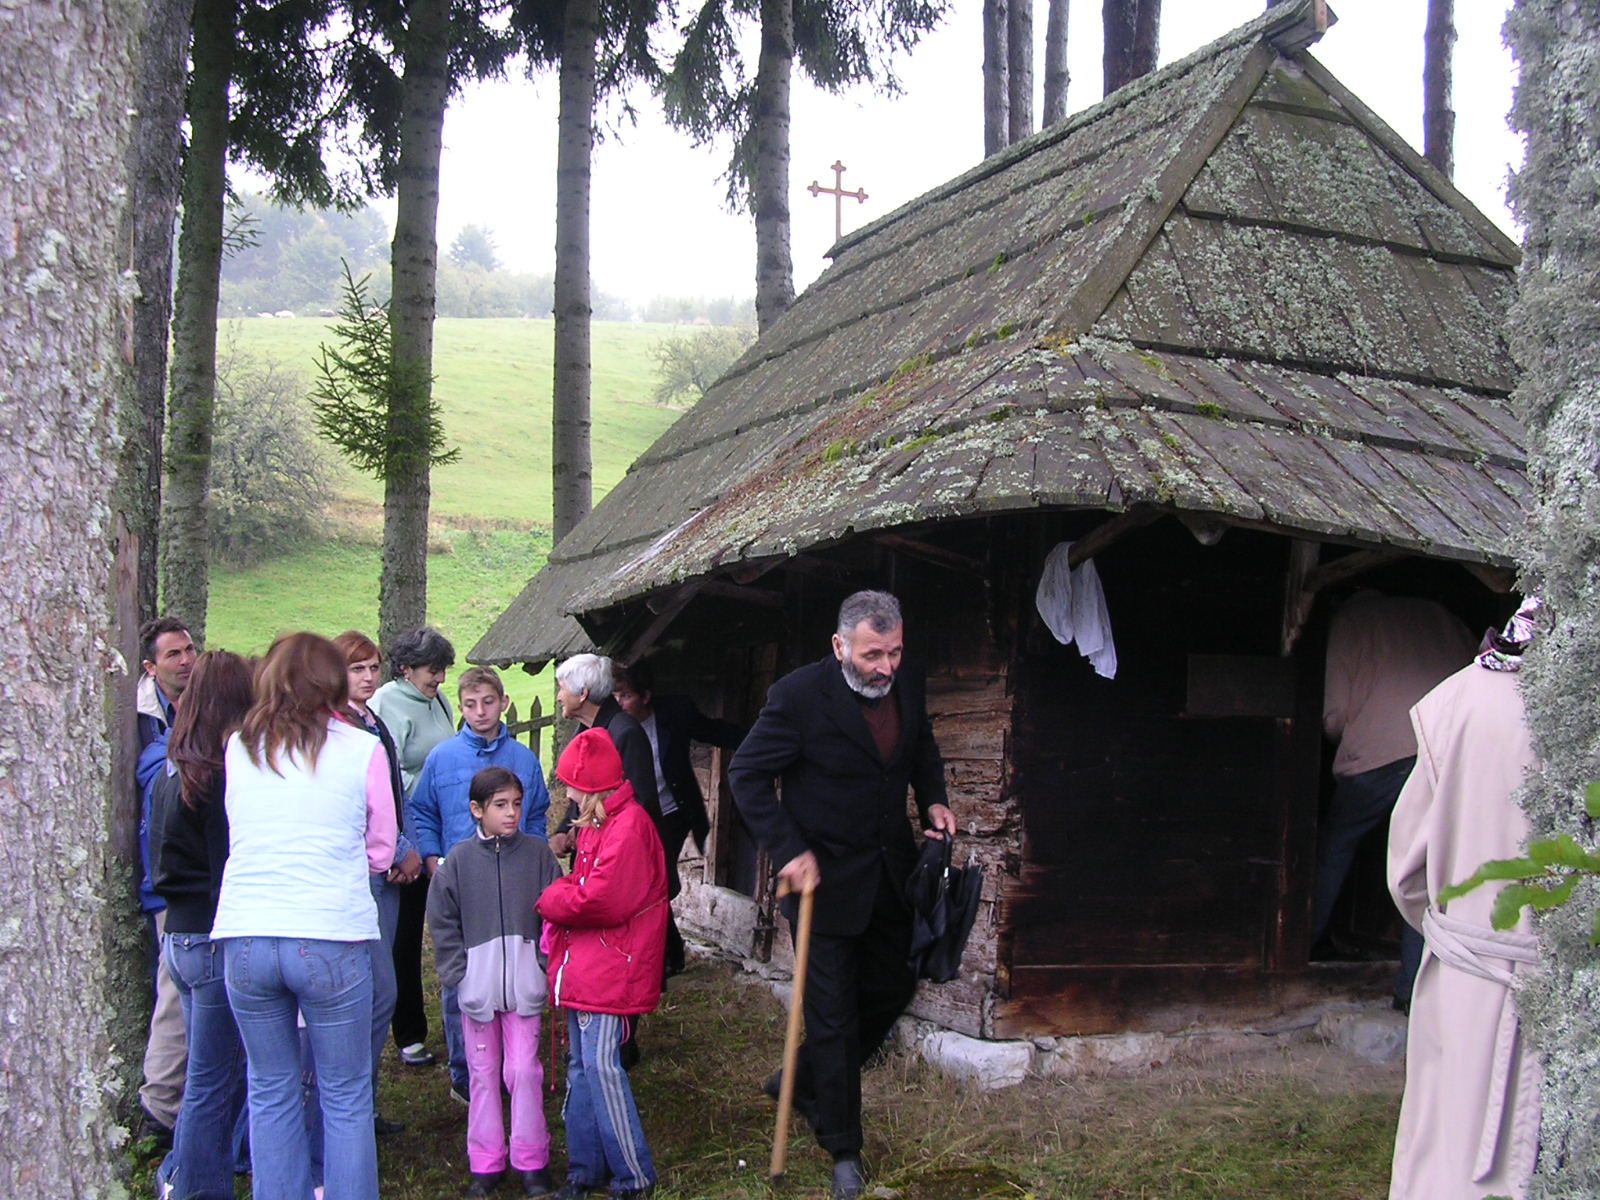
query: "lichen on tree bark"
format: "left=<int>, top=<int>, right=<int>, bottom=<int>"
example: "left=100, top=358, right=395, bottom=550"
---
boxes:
left=0, top=0, right=141, bottom=1193
left=1505, top=1, right=1600, bottom=1193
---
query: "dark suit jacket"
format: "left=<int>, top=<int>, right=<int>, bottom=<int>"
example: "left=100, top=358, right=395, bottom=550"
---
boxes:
left=649, top=693, right=746, bottom=851
left=729, top=656, right=947, bottom=937
left=594, top=697, right=661, bottom=824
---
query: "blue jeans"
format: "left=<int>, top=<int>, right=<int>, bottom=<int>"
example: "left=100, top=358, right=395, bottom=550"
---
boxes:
left=160, top=934, right=247, bottom=1200
left=1313, top=757, right=1424, bottom=1003
left=224, top=936, right=377, bottom=1200
left=443, top=983, right=468, bottom=1094
left=562, top=1010, right=655, bottom=1194
left=303, top=875, right=401, bottom=1186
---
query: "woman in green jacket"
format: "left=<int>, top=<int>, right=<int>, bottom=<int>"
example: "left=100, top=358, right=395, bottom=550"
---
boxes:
left=370, top=625, right=457, bottom=1069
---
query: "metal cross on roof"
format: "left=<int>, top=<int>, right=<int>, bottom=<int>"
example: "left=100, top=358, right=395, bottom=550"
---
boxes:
left=807, top=160, right=868, bottom=243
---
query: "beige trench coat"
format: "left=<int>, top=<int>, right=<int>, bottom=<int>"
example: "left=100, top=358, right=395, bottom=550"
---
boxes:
left=1387, top=664, right=1541, bottom=1200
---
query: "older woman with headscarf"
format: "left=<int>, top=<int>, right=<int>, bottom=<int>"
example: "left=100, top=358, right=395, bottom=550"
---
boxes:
left=369, top=626, right=457, bottom=1070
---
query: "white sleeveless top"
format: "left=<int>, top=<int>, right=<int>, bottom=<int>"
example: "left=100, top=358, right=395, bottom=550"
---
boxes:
left=212, top=719, right=390, bottom=942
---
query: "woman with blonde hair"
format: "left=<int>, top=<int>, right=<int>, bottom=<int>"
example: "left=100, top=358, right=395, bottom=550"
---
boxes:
left=211, top=632, right=396, bottom=1200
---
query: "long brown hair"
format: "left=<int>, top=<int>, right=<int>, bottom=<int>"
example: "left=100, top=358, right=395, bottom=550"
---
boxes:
left=238, top=632, right=348, bottom=775
left=168, top=651, right=256, bottom=807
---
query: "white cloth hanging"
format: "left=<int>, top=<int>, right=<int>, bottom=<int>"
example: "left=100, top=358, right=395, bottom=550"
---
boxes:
left=1034, top=540, right=1118, bottom=679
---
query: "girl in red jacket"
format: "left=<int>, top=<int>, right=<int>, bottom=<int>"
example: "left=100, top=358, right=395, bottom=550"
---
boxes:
left=538, top=729, right=667, bottom=1199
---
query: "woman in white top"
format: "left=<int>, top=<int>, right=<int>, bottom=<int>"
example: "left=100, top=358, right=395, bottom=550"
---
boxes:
left=213, top=632, right=396, bottom=1200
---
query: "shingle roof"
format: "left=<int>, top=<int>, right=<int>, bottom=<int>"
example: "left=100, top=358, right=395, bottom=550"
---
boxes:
left=472, top=0, right=1524, bottom=668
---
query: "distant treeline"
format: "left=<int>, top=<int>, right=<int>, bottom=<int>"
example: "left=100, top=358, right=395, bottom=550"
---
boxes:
left=221, top=194, right=750, bottom=325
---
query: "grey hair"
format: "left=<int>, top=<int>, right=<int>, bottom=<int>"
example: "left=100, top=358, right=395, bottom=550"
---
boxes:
left=836, top=590, right=903, bottom=639
left=556, top=652, right=613, bottom=702
left=387, top=625, right=456, bottom=673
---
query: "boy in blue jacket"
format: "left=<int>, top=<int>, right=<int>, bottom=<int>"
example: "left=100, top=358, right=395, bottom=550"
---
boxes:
left=408, top=665, right=550, bottom=1101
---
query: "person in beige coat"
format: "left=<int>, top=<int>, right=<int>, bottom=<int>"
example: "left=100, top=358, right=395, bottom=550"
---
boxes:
left=1386, top=599, right=1544, bottom=1200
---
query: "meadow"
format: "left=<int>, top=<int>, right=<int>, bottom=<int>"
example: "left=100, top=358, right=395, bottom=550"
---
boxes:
left=209, top=317, right=684, bottom=714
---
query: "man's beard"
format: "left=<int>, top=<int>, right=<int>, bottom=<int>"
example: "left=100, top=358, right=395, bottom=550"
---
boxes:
left=840, top=656, right=895, bottom=699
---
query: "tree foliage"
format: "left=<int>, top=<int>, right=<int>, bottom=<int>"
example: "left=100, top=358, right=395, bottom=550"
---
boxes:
left=662, top=0, right=948, bottom=209
left=652, top=325, right=755, bottom=404
left=311, top=264, right=458, bottom=479
left=448, top=222, right=503, bottom=271
left=210, top=344, right=334, bottom=563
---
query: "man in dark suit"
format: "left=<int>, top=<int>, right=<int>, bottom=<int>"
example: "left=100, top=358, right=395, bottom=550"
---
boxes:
left=730, top=590, right=955, bottom=1200
left=612, top=660, right=746, bottom=976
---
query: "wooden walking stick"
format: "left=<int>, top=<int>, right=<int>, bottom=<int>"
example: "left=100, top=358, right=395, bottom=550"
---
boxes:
left=770, top=877, right=816, bottom=1183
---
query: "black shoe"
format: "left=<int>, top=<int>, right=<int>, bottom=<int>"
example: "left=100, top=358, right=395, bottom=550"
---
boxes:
left=374, top=1114, right=405, bottom=1136
left=137, top=1104, right=174, bottom=1152
left=763, top=1069, right=820, bottom=1130
left=831, top=1156, right=866, bottom=1200
left=466, top=1170, right=504, bottom=1196
left=611, top=1190, right=654, bottom=1199
left=551, top=1186, right=599, bottom=1200
left=521, top=1168, right=554, bottom=1197
left=450, top=1081, right=472, bottom=1106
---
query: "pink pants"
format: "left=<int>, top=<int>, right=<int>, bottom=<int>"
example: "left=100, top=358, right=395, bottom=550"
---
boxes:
left=462, top=1010, right=549, bottom=1174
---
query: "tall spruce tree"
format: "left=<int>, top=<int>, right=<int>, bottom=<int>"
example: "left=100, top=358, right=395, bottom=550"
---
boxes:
left=1042, top=0, right=1069, bottom=125
left=663, top=0, right=947, bottom=321
left=1423, top=0, right=1455, bottom=177
left=1504, top=4, right=1600, bottom=1193
left=0, top=0, right=141, bottom=1190
left=983, top=0, right=1009, bottom=154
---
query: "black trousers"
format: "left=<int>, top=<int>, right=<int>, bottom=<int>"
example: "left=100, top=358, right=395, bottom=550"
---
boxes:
left=390, top=873, right=430, bottom=1048
left=787, top=868, right=916, bottom=1159
left=660, top=809, right=689, bottom=977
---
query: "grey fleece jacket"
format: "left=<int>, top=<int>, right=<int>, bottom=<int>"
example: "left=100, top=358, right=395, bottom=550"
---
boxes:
left=426, top=829, right=562, bottom=1022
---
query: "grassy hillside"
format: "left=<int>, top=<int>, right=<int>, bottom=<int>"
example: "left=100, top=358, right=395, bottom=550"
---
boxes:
left=207, top=318, right=685, bottom=720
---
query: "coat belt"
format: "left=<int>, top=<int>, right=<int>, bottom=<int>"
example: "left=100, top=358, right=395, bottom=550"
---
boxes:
left=1421, top=906, right=1539, bottom=1183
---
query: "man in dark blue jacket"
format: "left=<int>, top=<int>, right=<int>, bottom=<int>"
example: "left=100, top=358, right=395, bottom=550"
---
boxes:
left=731, top=590, right=955, bottom=1200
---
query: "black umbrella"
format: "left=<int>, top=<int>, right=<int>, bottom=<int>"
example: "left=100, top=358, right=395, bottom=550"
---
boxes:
left=905, top=831, right=983, bottom=983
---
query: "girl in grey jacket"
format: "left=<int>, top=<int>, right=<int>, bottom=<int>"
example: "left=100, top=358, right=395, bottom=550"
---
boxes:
left=427, top=767, right=563, bottom=1197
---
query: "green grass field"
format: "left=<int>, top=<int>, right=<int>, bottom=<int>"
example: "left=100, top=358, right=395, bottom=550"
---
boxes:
left=208, top=318, right=685, bottom=717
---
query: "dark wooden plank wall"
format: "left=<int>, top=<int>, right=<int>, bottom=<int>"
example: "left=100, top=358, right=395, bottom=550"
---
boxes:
left=1003, top=520, right=1293, bottom=1033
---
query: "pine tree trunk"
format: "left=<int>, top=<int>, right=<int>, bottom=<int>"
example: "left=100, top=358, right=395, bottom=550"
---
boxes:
left=1505, top=7, right=1600, bottom=1194
left=1102, top=0, right=1136, bottom=95
left=161, top=0, right=234, bottom=644
left=110, top=0, right=193, bottom=1109
left=0, top=0, right=140, bottom=1191
left=983, top=0, right=1010, bottom=156
left=553, top=0, right=598, bottom=541
left=1007, top=0, right=1033, bottom=143
left=1042, top=0, right=1070, bottom=125
left=1132, top=0, right=1161, bottom=79
left=1423, top=0, right=1455, bottom=177
left=381, top=0, right=450, bottom=650
left=752, top=0, right=795, bottom=334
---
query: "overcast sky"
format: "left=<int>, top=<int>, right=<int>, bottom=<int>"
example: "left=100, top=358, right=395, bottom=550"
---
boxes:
left=324, top=0, right=1522, bottom=307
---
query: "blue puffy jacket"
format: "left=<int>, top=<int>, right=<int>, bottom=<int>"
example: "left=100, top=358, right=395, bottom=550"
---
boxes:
left=407, top=724, right=550, bottom=861
left=137, top=733, right=169, bottom=914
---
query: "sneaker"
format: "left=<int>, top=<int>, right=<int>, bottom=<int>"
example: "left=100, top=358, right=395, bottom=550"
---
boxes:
left=466, top=1170, right=503, bottom=1196
left=450, top=1081, right=471, bottom=1106
left=374, top=1114, right=406, bottom=1136
left=831, top=1156, right=866, bottom=1200
left=521, top=1167, right=555, bottom=1197
left=400, top=1042, right=436, bottom=1067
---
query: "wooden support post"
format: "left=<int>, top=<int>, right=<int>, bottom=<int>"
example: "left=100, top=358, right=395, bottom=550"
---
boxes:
left=619, top=583, right=701, bottom=664
left=874, top=532, right=987, bottom=576
left=1281, top=539, right=1321, bottom=655
left=1067, top=506, right=1162, bottom=567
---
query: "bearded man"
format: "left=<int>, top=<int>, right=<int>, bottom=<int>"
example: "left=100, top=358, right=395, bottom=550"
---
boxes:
left=730, top=589, right=955, bottom=1200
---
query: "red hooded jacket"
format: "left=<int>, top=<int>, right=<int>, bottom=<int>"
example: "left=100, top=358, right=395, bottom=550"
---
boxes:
left=537, top=780, right=668, bottom=1015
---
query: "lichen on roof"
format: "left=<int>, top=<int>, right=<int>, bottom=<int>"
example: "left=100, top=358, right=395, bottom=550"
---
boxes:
left=472, top=1, right=1528, bottom=668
